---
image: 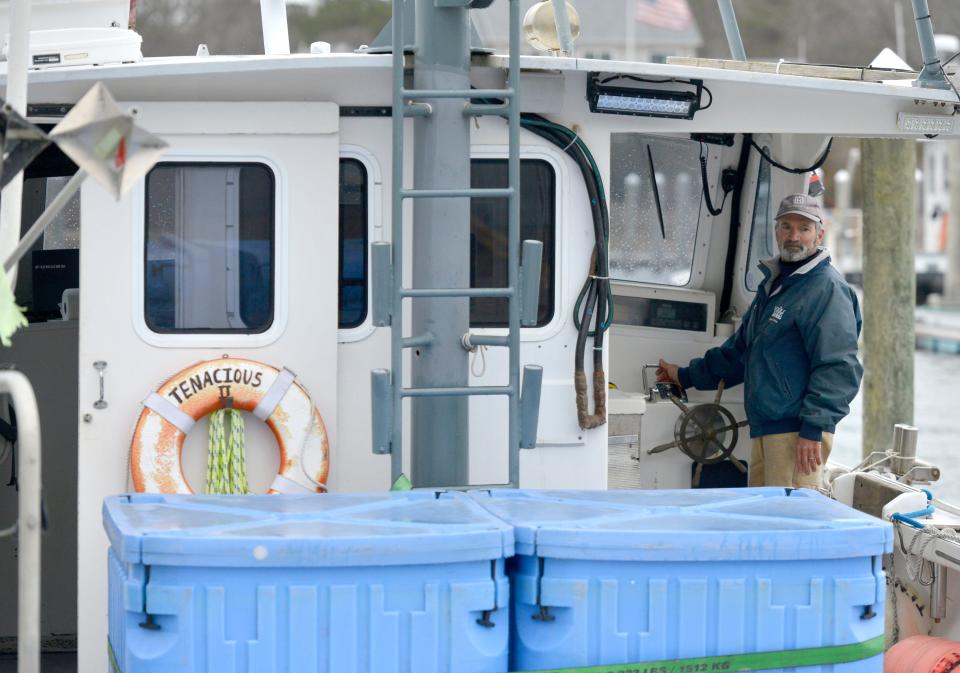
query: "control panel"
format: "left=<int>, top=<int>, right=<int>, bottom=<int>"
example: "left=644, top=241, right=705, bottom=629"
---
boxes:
left=610, top=282, right=715, bottom=338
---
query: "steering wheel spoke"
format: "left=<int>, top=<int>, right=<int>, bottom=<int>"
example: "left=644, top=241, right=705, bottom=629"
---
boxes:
left=713, top=379, right=726, bottom=406
left=668, top=394, right=691, bottom=415
left=648, top=440, right=678, bottom=455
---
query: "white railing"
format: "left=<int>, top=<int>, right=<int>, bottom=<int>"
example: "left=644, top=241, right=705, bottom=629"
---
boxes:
left=0, top=371, right=42, bottom=673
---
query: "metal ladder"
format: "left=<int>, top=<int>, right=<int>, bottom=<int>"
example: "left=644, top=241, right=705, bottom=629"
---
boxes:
left=370, top=0, right=542, bottom=488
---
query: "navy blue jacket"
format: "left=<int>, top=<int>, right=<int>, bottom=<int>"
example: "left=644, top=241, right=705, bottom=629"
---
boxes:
left=678, top=248, right=862, bottom=441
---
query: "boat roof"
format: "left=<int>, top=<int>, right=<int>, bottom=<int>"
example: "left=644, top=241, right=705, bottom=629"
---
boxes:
left=3, top=52, right=956, bottom=137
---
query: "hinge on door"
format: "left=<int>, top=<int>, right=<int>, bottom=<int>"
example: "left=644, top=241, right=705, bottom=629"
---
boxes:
left=865, top=554, right=884, bottom=620
left=137, top=565, right=161, bottom=630
left=476, top=559, right=500, bottom=628
left=531, top=557, right=555, bottom=622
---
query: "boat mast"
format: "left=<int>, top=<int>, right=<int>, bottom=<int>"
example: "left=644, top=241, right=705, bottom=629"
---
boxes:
left=374, top=0, right=536, bottom=488
left=408, top=0, right=473, bottom=487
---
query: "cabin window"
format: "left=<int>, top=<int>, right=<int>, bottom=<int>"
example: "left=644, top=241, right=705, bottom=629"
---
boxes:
left=609, top=134, right=703, bottom=286
left=745, top=149, right=775, bottom=292
left=14, top=175, right=81, bottom=322
left=143, top=163, right=275, bottom=333
left=469, top=158, right=556, bottom=327
left=339, top=159, right=368, bottom=329
left=9, top=140, right=81, bottom=322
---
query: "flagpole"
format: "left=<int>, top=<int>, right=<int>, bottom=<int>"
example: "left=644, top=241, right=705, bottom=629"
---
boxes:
left=550, top=0, right=574, bottom=56
left=1, top=0, right=32, bottom=289
left=717, top=0, right=747, bottom=61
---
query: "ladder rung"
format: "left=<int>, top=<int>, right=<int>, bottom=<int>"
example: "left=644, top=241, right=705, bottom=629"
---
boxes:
left=464, top=102, right=510, bottom=117
left=403, top=103, right=432, bottom=118
left=401, top=333, right=434, bottom=349
left=400, top=386, right=515, bottom=398
left=401, top=187, right=514, bottom=199
left=402, top=88, right=514, bottom=100
left=400, top=287, right=513, bottom=298
left=465, top=334, right=510, bottom=348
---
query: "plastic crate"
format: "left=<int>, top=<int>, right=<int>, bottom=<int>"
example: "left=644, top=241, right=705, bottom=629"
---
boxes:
left=103, top=493, right=513, bottom=673
left=469, top=487, right=892, bottom=673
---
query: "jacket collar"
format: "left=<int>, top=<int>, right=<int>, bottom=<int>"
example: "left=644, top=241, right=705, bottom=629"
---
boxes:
left=758, top=247, right=831, bottom=295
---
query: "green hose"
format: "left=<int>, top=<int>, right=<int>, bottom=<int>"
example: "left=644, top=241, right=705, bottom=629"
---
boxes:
left=206, top=409, right=249, bottom=494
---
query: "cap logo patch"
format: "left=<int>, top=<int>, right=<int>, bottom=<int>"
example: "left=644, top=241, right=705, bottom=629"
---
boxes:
left=793, top=195, right=805, bottom=204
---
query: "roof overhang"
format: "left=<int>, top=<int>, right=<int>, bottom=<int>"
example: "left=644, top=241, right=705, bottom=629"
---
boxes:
left=2, top=52, right=957, bottom=139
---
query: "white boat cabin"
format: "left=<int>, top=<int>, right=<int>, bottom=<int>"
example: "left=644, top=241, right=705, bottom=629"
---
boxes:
left=0, top=4, right=958, bottom=670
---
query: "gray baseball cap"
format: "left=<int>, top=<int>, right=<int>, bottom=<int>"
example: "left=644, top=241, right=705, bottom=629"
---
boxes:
left=775, top=193, right=822, bottom=224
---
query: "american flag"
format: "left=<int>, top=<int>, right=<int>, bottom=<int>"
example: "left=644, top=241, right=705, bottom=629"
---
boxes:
left=635, top=0, right=693, bottom=31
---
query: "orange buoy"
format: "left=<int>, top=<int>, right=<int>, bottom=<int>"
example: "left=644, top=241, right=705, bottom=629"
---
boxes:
left=130, top=358, right=329, bottom=494
left=885, top=636, right=960, bottom=673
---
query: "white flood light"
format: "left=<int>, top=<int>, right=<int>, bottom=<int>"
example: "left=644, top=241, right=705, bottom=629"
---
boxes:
left=897, top=112, right=956, bottom=134
left=523, top=0, right=581, bottom=54
left=588, top=77, right=703, bottom=120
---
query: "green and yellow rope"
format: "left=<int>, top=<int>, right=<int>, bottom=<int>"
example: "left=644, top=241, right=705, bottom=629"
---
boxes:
left=206, top=408, right=249, bottom=494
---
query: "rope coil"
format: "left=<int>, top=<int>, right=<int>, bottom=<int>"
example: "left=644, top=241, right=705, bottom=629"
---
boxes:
left=206, top=408, right=250, bottom=494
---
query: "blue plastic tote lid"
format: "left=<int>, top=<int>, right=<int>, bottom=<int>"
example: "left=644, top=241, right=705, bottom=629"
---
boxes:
left=103, top=492, right=513, bottom=567
left=469, top=488, right=892, bottom=561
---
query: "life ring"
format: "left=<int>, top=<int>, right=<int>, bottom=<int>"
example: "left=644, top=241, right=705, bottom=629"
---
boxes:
left=130, top=358, right=329, bottom=494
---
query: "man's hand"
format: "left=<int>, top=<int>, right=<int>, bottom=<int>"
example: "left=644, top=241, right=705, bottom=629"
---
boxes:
left=795, top=437, right=822, bottom=476
left=656, top=359, right=680, bottom=386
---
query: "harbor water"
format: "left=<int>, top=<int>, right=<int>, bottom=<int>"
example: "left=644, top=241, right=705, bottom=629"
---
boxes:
left=833, top=350, right=960, bottom=501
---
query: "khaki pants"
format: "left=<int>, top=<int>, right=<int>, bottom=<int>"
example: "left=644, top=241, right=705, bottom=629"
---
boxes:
left=748, top=431, right=834, bottom=489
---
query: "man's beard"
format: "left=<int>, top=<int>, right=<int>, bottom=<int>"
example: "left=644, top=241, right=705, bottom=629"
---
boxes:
left=779, top=242, right=816, bottom=262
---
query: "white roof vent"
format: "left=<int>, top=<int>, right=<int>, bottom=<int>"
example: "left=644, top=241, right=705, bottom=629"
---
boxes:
left=3, top=27, right=142, bottom=68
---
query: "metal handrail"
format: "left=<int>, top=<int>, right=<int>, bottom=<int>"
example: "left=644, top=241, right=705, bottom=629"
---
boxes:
left=2, top=371, right=42, bottom=673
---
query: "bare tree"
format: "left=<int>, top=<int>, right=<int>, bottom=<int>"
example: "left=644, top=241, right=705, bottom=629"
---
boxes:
left=136, top=0, right=391, bottom=57
left=137, top=0, right=264, bottom=56
left=689, top=0, right=960, bottom=67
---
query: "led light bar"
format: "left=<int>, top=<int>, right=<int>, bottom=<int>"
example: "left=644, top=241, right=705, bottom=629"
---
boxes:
left=588, top=78, right=703, bottom=120
left=596, top=93, right=694, bottom=116
left=897, top=112, right=956, bottom=134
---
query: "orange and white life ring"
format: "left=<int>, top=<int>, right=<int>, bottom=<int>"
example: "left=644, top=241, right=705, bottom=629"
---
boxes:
left=130, top=358, right=329, bottom=494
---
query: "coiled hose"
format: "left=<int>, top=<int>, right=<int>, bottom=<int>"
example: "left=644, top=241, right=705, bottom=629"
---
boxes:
left=518, top=115, right=611, bottom=429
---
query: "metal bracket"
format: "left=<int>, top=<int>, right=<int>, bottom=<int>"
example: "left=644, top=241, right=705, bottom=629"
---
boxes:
left=520, top=365, right=543, bottom=449
left=532, top=605, right=555, bottom=622
left=137, top=565, right=161, bottom=630
left=371, top=242, right=393, bottom=327
left=519, top=240, right=544, bottom=327
left=138, top=614, right=161, bottom=630
left=911, top=0, right=952, bottom=90
left=371, top=369, right=393, bottom=455
left=476, top=609, right=496, bottom=627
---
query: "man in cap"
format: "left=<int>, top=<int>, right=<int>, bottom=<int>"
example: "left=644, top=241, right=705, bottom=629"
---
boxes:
left=657, top=193, right=862, bottom=488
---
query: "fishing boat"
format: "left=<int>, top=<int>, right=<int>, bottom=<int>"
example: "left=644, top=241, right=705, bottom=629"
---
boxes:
left=1, top=0, right=959, bottom=671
